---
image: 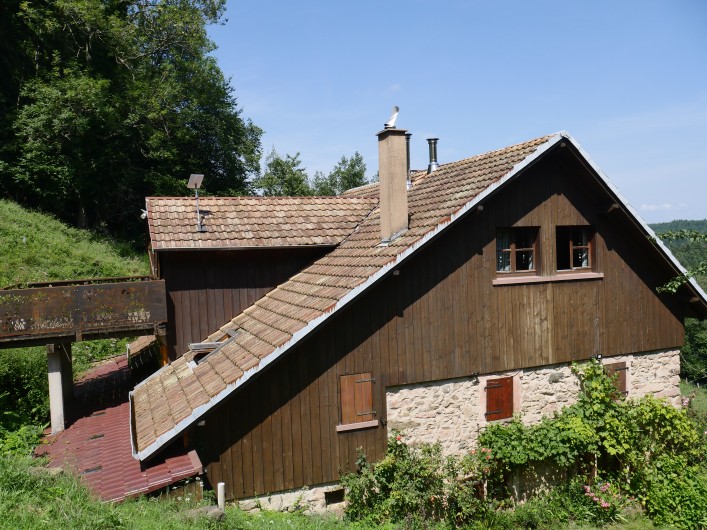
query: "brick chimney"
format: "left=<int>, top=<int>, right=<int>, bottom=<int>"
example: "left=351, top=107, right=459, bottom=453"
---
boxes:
left=377, top=127, right=409, bottom=243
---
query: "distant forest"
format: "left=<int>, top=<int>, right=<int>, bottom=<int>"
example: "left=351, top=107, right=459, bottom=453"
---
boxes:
left=650, top=219, right=707, bottom=276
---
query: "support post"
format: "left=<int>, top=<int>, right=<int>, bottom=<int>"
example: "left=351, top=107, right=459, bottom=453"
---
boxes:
left=156, top=324, right=169, bottom=366
left=47, top=342, right=73, bottom=434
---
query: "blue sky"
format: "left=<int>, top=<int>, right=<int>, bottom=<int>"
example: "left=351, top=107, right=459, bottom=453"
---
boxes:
left=208, top=1, right=707, bottom=222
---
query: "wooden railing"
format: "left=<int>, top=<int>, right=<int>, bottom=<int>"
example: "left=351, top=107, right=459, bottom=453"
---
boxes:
left=0, top=279, right=167, bottom=347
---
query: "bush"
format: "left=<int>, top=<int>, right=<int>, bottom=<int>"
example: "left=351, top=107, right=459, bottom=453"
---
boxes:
left=341, top=433, right=493, bottom=527
left=643, top=455, right=707, bottom=530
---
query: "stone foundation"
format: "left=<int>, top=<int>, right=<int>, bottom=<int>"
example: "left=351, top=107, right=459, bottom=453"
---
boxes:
left=237, top=482, right=345, bottom=515
left=386, top=349, right=681, bottom=455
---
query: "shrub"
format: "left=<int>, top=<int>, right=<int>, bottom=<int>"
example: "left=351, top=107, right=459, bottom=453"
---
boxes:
left=341, top=433, right=492, bottom=527
left=643, top=455, right=707, bottom=530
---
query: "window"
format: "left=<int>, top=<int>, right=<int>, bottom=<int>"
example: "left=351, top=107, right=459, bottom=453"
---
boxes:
left=556, top=226, right=593, bottom=271
left=604, top=362, right=628, bottom=397
left=336, top=373, right=378, bottom=432
left=496, top=228, right=538, bottom=274
left=484, top=377, right=514, bottom=421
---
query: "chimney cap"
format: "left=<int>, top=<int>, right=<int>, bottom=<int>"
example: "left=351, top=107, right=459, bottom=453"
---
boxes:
left=384, top=105, right=400, bottom=129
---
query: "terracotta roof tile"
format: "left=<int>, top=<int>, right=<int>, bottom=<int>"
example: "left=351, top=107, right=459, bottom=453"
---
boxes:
left=147, top=196, right=376, bottom=250
left=131, top=134, right=555, bottom=457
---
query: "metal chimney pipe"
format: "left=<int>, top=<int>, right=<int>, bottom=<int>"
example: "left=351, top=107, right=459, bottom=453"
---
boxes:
left=405, top=133, right=412, bottom=189
left=427, top=138, right=439, bottom=174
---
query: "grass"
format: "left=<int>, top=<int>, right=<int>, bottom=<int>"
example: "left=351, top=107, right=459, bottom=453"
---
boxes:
left=681, top=379, right=707, bottom=415
left=0, top=453, right=662, bottom=530
left=0, top=199, right=148, bottom=287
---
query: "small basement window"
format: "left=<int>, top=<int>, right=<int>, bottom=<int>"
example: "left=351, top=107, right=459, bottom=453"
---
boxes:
left=325, top=488, right=346, bottom=505
left=336, top=373, right=378, bottom=432
left=604, top=362, right=628, bottom=397
left=556, top=226, right=593, bottom=271
left=485, top=377, right=514, bottom=421
left=496, top=228, right=538, bottom=274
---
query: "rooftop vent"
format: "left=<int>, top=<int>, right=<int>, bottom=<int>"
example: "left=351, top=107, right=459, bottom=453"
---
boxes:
left=427, top=138, right=439, bottom=174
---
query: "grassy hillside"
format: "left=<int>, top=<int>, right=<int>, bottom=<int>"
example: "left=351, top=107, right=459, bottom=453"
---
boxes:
left=0, top=199, right=148, bottom=287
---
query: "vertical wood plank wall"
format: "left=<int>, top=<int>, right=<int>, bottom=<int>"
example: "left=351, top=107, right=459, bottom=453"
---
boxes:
left=159, top=248, right=328, bottom=360
left=200, top=152, right=685, bottom=499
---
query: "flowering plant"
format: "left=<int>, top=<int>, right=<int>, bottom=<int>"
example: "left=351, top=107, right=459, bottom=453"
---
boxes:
left=576, top=480, right=625, bottom=524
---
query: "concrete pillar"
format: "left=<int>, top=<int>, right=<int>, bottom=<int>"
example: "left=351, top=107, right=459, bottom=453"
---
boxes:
left=47, top=343, right=73, bottom=434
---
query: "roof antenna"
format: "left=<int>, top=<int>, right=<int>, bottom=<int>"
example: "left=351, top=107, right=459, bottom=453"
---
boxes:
left=187, top=174, right=206, bottom=232
left=384, top=105, right=399, bottom=129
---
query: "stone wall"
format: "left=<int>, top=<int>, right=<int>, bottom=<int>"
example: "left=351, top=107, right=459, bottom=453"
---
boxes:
left=237, top=482, right=346, bottom=515
left=386, top=349, right=680, bottom=455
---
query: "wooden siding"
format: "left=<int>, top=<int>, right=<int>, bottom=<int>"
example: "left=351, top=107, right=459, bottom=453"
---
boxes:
left=159, top=248, right=327, bottom=360
left=197, top=150, right=686, bottom=499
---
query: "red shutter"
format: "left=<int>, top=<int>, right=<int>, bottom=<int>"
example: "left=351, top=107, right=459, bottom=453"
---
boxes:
left=485, top=377, right=513, bottom=421
left=604, top=362, right=627, bottom=396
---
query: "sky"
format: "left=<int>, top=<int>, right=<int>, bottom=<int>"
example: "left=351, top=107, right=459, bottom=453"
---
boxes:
left=208, top=0, right=707, bottom=223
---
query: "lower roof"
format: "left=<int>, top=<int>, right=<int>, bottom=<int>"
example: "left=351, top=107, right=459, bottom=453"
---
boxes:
left=146, top=196, right=377, bottom=250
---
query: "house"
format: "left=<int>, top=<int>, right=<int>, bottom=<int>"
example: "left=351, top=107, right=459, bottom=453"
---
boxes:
left=130, top=127, right=707, bottom=511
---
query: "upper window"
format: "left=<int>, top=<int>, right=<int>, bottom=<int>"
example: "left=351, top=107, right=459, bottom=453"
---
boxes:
left=496, top=228, right=538, bottom=274
left=556, top=226, right=593, bottom=271
left=336, top=373, right=379, bottom=432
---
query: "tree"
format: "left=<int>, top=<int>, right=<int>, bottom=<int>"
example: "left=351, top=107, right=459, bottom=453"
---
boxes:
left=0, top=0, right=262, bottom=245
left=254, top=148, right=312, bottom=196
left=311, top=152, right=367, bottom=195
left=656, top=229, right=707, bottom=293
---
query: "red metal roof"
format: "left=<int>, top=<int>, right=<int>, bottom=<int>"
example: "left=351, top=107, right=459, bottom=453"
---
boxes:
left=36, top=355, right=201, bottom=502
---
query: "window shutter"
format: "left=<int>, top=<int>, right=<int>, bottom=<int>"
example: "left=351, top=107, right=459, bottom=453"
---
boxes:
left=604, top=362, right=627, bottom=396
left=485, top=377, right=513, bottom=421
left=340, top=373, right=374, bottom=425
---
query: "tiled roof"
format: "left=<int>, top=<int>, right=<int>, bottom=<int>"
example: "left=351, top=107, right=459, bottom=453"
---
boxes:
left=37, top=355, right=201, bottom=502
left=131, top=133, right=558, bottom=459
left=147, top=196, right=377, bottom=250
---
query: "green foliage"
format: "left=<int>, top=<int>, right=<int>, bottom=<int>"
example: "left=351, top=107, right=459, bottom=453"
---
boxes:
left=311, top=152, right=368, bottom=195
left=342, top=433, right=494, bottom=527
left=653, top=226, right=707, bottom=293
left=0, top=348, right=49, bottom=425
left=1, top=0, right=262, bottom=245
left=650, top=222, right=707, bottom=381
left=642, top=455, right=707, bottom=530
left=254, top=148, right=313, bottom=196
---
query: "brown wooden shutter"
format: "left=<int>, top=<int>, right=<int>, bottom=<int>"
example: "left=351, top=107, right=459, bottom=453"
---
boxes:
left=485, top=377, right=513, bottom=421
left=604, top=362, right=627, bottom=396
left=340, top=373, right=374, bottom=425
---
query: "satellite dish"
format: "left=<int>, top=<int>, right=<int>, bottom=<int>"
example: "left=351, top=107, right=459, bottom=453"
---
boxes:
left=384, top=106, right=399, bottom=129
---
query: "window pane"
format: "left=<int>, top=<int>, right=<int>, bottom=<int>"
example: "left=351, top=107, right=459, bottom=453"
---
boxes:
left=516, top=250, right=534, bottom=271
left=572, top=227, right=588, bottom=246
left=556, top=227, right=570, bottom=270
left=496, top=229, right=510, bottom=251
left=573, top=248, right=589, bottom=268
left=515, top=229, right=534, bottom=249
left=497, top=251, right=511, bottom=272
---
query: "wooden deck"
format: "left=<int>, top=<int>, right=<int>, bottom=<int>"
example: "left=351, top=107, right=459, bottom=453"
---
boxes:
left=0, top=277, right=167, bottom=348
